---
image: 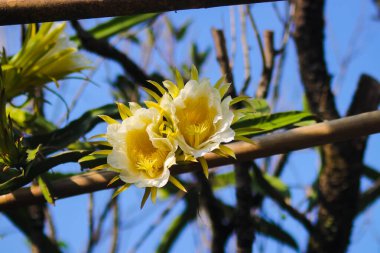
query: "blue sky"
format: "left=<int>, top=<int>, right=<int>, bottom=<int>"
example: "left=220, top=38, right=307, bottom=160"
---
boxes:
left=1, top=0, right=380, bottom=252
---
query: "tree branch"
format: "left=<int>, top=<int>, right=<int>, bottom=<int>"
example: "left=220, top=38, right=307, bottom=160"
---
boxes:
left=252, top=163, right=313, bottom=232
left=211, top=28, right=237, bottom=97
left=347, top=74, right=380, bottom=116
left=195, top=172, right=232, bottom=253
left=234, top=161, right=255, bottom=252
left=1, top=110, right=380, bottom=209
left=211, top=27, right=254, bottom=252
left=71, top=20, right=153, bottom=89
left=256, top=30, right=275, bottom=99
left=293, top=1, right=380, bottom=252
left=293, top=0, right=339, bottom=120
left=0, top=0, right=284, bottom=26
left=358, top=177, right=380, bottom=214
left=3, top=208, right=61, bottom=253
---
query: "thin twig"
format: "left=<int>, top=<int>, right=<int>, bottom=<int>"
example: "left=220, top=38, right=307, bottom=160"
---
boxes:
left=246, top=5, right=266, bottom=74
left=346, top=74, right=380, bottom=117
left=128, top=191, right=185, bottom=253
left=252, top=163, right=314, bottom=232
left=272, top=2, right=286, bottom=24
left=94, top=190, right=118, bottom=244
left=70, top=20, right=155, bottom=92
left=44, top=207, right=58, bottom=246
left=358, top=177, right=380, bottom=213
left=211, top=28, right=237, bottom=97
left=239, top=5, right=251, bottom=94
left=229, top=6, right=237, bottom=68
left=256, top=30, right=275, bottom=99
left=276, top=2, right=294, bottom=54
left=331, top=2, right=366, bottom=93
left=109, top=197, right=119, bottom=253
left=86, top=193, right=95, bottom=253
left=272, top=153, right=289, bottom=177
left=195, top=171, right=233, bottom=253
left=212, top=25, right=254, bottom=252
left=56, top=58, right=103, bottom=127
left=272, top=2, right=294, bottom=107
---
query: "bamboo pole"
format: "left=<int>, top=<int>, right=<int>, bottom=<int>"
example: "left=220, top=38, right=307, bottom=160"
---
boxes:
left=0, top=0, right=283, bottom=26
left=1, top=110, right=379, bottom=209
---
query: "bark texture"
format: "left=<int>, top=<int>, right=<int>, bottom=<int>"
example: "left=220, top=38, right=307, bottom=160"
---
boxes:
left=294, top=1, right=380, bottom=252
left=0, top=0, right=283, bottom=25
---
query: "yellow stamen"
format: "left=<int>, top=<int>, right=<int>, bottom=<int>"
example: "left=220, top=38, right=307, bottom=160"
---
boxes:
left=126, top=129, right=169, bottom=179
left=176, top=96, right=216, bottom=148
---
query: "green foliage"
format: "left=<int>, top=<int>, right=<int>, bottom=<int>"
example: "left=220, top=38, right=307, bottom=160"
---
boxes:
left=165, top=17, right=192, bottom=42
left=1, top=23, right=91, bottom=99
left=212, top=171, right=291, bottom=200
left=71, top=13, right=159, bottom=42
left=244, top=98, right=271, bottom=115
left=0, top=150, right=90, bottom=195
left=233, top=111, right=316, bottom=137
left=24, top=104, right=118, bottom=151
left=0, top=15, right=328, bottom=252
left=190, top=43, right=211, bottom=69
left=256, top=173, right=291, bottom=200
left=6, top=106, right=56, bottom=134
left=37, top=174, right=55, bottom=204
left=0, top=73, right=27, bottom=172
left=253, top=216, right=298, bottom=250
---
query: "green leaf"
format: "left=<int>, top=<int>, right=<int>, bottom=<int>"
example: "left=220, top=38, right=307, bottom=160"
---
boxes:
left=112, top=183, right=131, bottom=199
left=212, top=171, right=290, bottom=200
left=78, top=154, right=107, bottom=169
left=37, top=174, right=55, bottom=204
left=199, top=157, right=209, bottom=179
left=71, top=13, right=159, bottom=42
left=233, top=111, right=315, bottom=137
left=260, top=174, right=290, bottom=200
left=26, top=144, right=42, bottom=162
left=169, top=176, right=187, bottom=193
left=190, top=65, right=198, bottom=81
left=44, top=172, right=79, bottom=181
left=253, top=216, right=298, bottom=250
left=0, top=150, right=90, bottom=195
left=23, top=104, right=118, bottom=153
left=141, top=187, right=151, bottom=209
left=175, top=20, right=192, bottom=41
left=190, top=43, right=211, bottom=69
left=244, top=98, right=271, bottom=116
left=211, top=172, right=235, bottom=190
left=6, top=106, right=56, bottom=134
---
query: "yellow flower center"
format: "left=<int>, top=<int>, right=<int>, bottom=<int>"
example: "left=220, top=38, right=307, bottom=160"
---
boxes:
left=126, top=129, right=168, bottom=178
left=176, top=96, right=217, bottom=147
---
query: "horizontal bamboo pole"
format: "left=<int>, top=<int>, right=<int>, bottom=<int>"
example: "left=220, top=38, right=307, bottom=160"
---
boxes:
left=0, top=0, right=282, bottom=26
left=1, top=110, right=380, bottom=209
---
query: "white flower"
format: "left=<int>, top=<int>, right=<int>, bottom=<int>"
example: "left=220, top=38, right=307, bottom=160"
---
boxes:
left=164, top=79, right=235, bottom=158
left=106, top=107, right=177, bottom=188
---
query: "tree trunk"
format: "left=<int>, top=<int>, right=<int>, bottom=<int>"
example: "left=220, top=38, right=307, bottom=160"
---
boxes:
left=293, top=1, right=380, bottom=252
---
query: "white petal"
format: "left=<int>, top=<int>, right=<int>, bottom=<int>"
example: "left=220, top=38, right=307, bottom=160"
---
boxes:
left=107, top=150, right=129, bottom=171
left=106, top=123, right=124, bottom=147
left=169, top=79, right=235, bottom=158
left=128, top=102, right=141, bottom=113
